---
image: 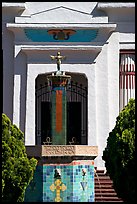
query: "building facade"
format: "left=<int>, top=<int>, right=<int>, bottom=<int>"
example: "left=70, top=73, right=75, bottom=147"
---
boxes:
left=2, top=2, right=135, bottom=170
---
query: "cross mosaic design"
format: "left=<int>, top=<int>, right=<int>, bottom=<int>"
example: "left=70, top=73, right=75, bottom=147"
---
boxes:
left=50, top=179, right=67, bottom=202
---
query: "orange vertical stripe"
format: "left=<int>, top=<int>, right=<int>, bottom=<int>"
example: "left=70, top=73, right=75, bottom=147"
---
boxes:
left=56, top=90, right=62, bottom=133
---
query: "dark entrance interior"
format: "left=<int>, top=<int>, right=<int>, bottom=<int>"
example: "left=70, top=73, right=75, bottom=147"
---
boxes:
left=41, top=102, right=51, bottom=144
left=41, top=101, right=81, bottom=145
left=67, top=102, right=81, bottom=144
left=36, top=75, right=87, bottom=145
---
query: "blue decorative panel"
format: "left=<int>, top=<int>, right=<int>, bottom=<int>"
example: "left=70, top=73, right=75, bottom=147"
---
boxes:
left=25, top=160, right=94, bottom=202
left=24, top=29, right=98, bottom=42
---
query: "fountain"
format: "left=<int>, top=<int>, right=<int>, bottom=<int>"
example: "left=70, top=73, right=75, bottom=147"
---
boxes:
left=25, top=51, right=98, bottom=202
left=47, top=52, right=71, bottom=145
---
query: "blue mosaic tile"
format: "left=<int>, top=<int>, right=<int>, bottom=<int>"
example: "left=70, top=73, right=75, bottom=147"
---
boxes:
left=24, top=29, right=98, bottom=42
left=25, top=162, right=95, bottom=202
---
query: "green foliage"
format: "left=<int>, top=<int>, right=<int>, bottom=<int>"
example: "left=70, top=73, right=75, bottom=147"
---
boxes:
left=2, top=113, right=37, bottom=202
left=102, top=98, right=135, bottom=202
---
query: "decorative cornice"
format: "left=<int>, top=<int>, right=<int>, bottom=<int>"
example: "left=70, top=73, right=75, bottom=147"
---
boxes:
left=97, top=3, right=135, bottom=10
left=2, top=2, right=25, bottom=10
left=15, top=45, right=102, bottom=57
left=7, top=23, right=117, bottom=30
left=21, top=45, right=102, bottom=53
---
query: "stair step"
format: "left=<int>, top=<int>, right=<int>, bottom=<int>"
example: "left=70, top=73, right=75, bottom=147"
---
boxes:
left=95, top=180, right=113, bottom=184
left=95, top=189, right=115, bottom=193
left=95, top=185, right=114, bottom=189
left=95, top=174, right=110, bottom=178
left=94, top=175, right=110, bottom=179
left=95, top=197, right=123, bottom=201
left=95, top=177, right=113, bottom=181
left=95, top=200, right=123, bottom=203
left=95, top=192, right=118, bottom=197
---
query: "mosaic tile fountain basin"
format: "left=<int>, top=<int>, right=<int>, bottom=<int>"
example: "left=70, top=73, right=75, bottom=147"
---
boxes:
left=25, top=146, right=98, bottom=202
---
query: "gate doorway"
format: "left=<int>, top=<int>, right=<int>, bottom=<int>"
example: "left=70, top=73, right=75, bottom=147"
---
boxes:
left=67, top=102, right=81, bottom=144
left=35, top=73, right=88, bottom=145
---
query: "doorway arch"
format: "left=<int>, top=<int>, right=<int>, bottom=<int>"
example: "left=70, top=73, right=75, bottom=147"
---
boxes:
left=35, top=72, right=88, bottom=145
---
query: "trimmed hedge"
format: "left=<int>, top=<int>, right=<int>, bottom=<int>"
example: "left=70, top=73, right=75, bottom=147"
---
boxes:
left=102, top=98, right=135, bottom=202
left=2, top=113, right=37, bottom=202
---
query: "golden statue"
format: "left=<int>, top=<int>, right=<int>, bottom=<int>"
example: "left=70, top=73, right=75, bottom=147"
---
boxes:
left=50, top=51, right=66, bottom=71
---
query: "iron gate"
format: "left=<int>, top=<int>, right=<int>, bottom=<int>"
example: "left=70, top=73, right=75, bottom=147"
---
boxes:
left=35, top=80, right=88, bottom=145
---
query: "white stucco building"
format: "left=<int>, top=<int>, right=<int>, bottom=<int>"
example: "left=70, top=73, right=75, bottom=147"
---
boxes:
left=2, top=2, right=135, bottom=169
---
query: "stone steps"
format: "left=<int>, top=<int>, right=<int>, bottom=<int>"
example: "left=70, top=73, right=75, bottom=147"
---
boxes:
left=95, top=188, right=115, bottom=193
left=94, top=169, right=124, bottom=202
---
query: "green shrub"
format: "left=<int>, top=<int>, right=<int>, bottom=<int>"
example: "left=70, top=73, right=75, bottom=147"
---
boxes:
left=2, top=113, right=37, bottom=202
left=102, top=98, right=135, bottom=202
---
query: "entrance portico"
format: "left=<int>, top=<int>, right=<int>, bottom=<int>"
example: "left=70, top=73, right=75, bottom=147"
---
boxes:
left=6, top=3, right=120, bottom=169
left=2, top=2, right=135, bottom=202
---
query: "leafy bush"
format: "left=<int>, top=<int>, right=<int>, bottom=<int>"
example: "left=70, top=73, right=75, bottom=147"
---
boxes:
left=102, top=98, right=135, bottom=202
left=2, top=113, right=37, bottom=202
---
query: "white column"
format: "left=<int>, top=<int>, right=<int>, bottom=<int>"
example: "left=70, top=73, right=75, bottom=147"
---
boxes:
left=13, top=74, right=21, bottom=127
left=94, top=44, right=109, bottom=169
left=13, top=47, right=27, bottom=131
left=13, top=46, right=22, bottom=127
left=107, top=32, right=119, bottom=130
left=131, top=55, right=135, bottom=98
left=120, top=55, right=124, bottom=111
left=25, top=64, right=36, bottom=145
left=86, top=64, right=97, bottom=146
left=127, top=55, right=130, bottom=101
left=124, top=55, right=128, bottom=106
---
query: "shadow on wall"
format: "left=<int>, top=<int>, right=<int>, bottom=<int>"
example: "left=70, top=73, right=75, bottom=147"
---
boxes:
left=24, top=166, right=43, bottom=202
